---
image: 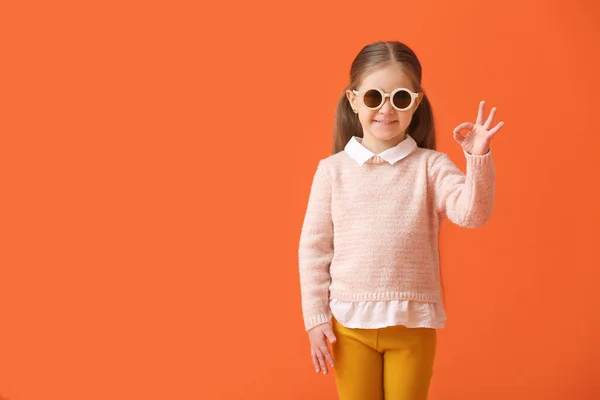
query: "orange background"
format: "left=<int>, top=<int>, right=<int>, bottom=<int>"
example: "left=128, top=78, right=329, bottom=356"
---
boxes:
left=1, top=0, right=599, bottom=399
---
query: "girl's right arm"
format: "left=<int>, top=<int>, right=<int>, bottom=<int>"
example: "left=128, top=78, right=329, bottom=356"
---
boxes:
left=299, top=160, right=337, bottom=374
left=298, top=160, right=334, bottom=332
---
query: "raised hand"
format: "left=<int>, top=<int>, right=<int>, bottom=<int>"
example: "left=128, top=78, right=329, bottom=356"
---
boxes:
left=453, top=101, right=504, bottom=155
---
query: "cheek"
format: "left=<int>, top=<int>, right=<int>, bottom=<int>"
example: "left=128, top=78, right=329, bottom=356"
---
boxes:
left=358, top=110, right=377, bottom=124
left=398, top=112, right=414, bottom=126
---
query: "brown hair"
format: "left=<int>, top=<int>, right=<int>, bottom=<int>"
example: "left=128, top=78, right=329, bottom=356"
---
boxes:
left=332, top=41, right=436, bottom=154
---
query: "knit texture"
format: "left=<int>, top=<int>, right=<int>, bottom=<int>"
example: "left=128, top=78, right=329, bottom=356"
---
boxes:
left=298, top=146, right=495, bottom=331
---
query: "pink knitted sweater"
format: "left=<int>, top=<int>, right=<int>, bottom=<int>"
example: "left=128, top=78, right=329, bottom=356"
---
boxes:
left=298, top=140, right=495, bottom=331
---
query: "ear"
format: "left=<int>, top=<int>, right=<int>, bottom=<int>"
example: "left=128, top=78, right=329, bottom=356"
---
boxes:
left=346, top=90, right=358, bottom=113
left=414, top=93, right=424, bottom=112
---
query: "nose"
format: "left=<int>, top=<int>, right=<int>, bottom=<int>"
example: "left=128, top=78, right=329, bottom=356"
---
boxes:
left=379, top=97, right=394, bottom=114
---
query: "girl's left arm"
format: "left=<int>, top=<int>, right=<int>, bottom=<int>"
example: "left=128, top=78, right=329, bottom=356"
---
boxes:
left=430, top=100, right=504, bottom=228
left=430, top=149, right=495, bottom=228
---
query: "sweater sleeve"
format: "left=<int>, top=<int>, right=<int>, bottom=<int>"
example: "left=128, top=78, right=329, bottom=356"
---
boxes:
left=430, top=149, right=496, bottom=228
left=298, top=160, right=334, bottom=331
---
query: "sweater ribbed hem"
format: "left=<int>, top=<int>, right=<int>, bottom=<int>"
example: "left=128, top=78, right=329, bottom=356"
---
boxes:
left=304, top=312, right=331, bottom=332
left=329, top=289, right=442, bottom=303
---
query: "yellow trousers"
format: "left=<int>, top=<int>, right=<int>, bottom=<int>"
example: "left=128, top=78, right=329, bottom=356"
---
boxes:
left=331, top=317, right=437, bottom=400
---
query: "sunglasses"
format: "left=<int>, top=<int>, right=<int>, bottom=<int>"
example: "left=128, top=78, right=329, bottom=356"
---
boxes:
left=352, top=88, right=420, bottom=111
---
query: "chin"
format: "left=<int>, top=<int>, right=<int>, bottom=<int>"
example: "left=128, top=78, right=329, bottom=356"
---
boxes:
left=371, top=130, right=404, bottom=142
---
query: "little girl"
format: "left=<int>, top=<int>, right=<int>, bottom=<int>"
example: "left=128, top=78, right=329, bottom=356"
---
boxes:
left=298, top=40, right=504, bottom=400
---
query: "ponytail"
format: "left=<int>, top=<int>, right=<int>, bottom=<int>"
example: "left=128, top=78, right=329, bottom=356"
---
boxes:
left=408, top=92, right=436, bottom=150
left=332, top=86, right=363, bottom=155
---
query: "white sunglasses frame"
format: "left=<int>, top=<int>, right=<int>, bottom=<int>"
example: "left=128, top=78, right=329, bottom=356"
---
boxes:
left=352, top=88, right=420, bottom=111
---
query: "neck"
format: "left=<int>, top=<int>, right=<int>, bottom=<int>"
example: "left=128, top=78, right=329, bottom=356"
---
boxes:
left=361, top=132, right=407, bottom=154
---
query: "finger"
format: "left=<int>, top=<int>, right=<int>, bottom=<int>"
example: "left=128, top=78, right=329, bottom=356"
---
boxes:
left=454, top=122, right=473, bottom=135
left=476, top=100, right=485, bottom=125
left=453, top=130, right=464, bottom=144
left=323, top=328, right=337, bottom=345
left=320, top=345, right=335, bottom=369
left=484, top=107, right=496, bottom=130
left=311, top=349, right=320, bottom=373
left=315, top=348, right=328, bottom=374
left=488, top=121, right=505, bottom=136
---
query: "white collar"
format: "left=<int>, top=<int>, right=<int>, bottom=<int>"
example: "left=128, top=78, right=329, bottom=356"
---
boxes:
left=344, top=135, right=417, bottom=166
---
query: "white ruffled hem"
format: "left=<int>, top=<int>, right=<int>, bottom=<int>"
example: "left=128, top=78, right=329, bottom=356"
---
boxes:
left=329, top=298, right=447, bottom=329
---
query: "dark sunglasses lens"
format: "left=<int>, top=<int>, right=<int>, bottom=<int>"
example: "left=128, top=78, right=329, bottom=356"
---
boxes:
left=393, top=90, right=412, bottom=109
left=363, top=90, right=382, bottom=108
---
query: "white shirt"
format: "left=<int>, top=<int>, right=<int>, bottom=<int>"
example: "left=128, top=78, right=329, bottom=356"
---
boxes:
left=328, top=135, right=447, bottom=329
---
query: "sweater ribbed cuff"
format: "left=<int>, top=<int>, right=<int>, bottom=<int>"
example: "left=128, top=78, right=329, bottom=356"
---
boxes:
left=304, top=312, right=331, bottom=332
left=463, top=148, right=493, bottom=166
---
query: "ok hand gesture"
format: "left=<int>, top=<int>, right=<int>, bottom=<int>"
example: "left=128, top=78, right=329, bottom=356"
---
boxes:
left=453, top=101, right=504, bottom=155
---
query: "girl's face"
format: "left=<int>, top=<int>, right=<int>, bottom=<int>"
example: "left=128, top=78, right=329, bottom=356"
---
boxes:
left=346, top=63, right=422, bottom=144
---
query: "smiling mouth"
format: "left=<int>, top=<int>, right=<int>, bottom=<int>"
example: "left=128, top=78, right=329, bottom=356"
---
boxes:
left=374, top=120, right=397, bottom=124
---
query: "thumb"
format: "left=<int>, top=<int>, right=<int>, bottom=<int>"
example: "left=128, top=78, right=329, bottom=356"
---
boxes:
left=323, top=328, right=337, bottom=344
